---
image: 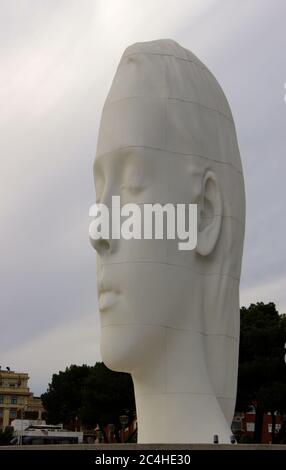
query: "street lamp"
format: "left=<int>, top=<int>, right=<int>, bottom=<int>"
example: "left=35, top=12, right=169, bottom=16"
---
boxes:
left=95, top=425, right=103, bottom=444
left=19, top=408, right=23, bottom=446
left=19, top=399, right=28, bottom=446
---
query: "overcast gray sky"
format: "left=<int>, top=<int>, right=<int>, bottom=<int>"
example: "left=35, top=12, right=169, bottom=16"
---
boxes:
left=0, top=0, right=285, bottom=395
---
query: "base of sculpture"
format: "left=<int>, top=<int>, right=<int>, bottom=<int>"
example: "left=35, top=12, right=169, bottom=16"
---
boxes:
left=1, top=444, right=285, bottom=450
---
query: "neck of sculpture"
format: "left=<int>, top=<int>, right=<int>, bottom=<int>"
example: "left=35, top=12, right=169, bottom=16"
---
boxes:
left=132, top=327, right=232, bottom=444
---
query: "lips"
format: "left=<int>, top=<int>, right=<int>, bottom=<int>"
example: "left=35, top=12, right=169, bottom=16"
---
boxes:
left=98, top=286, right=120, bottom=311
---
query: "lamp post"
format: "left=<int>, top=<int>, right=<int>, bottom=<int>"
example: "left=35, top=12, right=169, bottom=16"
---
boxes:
left=95, top=425, right=103, bottom=444
left=19, top=399, right=28, bottom=445
left=19, top=408, right=23, bottom=446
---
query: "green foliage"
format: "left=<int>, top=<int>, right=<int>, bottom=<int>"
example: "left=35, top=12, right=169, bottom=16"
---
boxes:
left=41, top=362, right=135, bottom=431
left=237, top=302, right=286, bottom=442
left=257, top=383, right=286, bottom=413
left=240, top=302, right=286, bottom=363
left=79, top=363, right=135, bottom=429
left=238, top=302, right=286, bottom=404
left=0, top=426, right=14, bottom=446
left=41, top=364, right=91, bottom=424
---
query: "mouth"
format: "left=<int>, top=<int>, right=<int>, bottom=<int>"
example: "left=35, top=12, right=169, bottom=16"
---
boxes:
left=98, top=285, right=121, bottom=311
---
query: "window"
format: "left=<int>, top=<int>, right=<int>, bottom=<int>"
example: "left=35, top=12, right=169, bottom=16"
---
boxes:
left=11, top=397, right=17, bottom=405
left=247, top=406, right=256, bottom=414
left=268, top=424, right=281, bottom=433
left=246, top=422, right=255, bottom=432
left=0, top=396, right=3, bottom=404
left=10, top=410, right=17, bottom=418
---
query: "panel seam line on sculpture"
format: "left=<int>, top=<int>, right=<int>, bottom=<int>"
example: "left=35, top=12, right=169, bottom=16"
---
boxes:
left=96, top=145, right=243, bottom=174
left=104, top=95, right=234, bottom=124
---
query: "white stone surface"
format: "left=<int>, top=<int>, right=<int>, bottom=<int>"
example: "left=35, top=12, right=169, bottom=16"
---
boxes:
left=91, top=39, right=245, bottom=443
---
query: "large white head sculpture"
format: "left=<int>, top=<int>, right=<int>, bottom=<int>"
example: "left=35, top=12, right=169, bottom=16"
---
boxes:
left=91, top=39, right=245, bottom=443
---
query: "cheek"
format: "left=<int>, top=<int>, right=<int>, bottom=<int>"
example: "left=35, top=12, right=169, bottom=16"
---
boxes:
left=100, top=262, right=201, bottom=331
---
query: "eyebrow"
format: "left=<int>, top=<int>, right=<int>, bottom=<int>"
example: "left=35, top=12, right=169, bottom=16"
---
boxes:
left=94, top=146, right=139, bottom=172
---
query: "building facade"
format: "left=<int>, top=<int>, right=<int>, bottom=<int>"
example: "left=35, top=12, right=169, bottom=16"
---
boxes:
left=0, top=369, right=45, bottom=429
left=232, top=409, right=284, bottom=444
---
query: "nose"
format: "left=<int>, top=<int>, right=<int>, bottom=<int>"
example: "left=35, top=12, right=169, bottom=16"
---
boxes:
left=89, top=183, right=119, bottom=256
left=90, top=236, right=111, bottom=256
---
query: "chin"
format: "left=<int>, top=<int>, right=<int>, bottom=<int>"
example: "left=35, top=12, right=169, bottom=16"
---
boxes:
left=100, top=323, right=162, bottom=374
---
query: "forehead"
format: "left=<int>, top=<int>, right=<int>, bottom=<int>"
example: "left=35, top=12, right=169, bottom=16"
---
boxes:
left=96, top=97, right=166, bottom=157
left=96, top=54, right=242, bottom=172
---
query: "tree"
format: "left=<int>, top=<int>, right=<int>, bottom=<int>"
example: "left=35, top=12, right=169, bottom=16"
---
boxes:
left=41, top=364, right=91, bottom=425
left=80, top=363, right=135, bottom=428
left=41, top=362, right=136, bottom=439
left=237, top=302, right=286, bottom=442
left=0, top=426, right=14, bottom=446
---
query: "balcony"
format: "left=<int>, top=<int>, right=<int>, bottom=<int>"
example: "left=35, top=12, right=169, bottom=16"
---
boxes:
left=0, top=387, right=31, bottom=396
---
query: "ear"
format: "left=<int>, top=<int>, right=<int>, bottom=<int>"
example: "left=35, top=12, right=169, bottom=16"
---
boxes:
left=196, top=170, right=222, bottom=256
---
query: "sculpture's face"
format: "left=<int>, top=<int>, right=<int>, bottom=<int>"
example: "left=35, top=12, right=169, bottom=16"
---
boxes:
left=93, top=88, right=203, bottom=373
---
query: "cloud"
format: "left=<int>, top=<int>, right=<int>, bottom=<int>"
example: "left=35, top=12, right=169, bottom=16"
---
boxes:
left=241, top=276, right=286, bottom=315
left=0, top=312, right=101, bottom=395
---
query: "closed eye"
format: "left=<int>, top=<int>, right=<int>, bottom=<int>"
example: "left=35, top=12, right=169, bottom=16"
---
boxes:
left=120, top=182, right=145, bottom=194
left=121, top=167, right=145, bottom=194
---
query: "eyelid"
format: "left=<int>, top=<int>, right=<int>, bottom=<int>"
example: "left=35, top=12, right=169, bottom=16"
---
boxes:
left=120, top=182, right=145, bottom=193
left=122, top=167, right=145, bottom=191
